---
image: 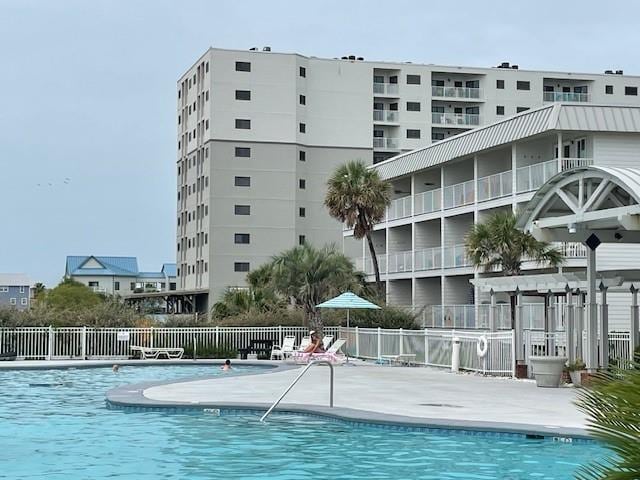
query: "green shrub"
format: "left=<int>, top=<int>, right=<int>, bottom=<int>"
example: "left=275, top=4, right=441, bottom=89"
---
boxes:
left=182, top=343, right=238, bottom=359
left=327, top=305, right=419, bottom=329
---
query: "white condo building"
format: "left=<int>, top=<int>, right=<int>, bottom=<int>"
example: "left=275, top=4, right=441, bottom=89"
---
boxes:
left=177, top=47, right=640, bottom=307
left=344, top=103, right=640, bottom=331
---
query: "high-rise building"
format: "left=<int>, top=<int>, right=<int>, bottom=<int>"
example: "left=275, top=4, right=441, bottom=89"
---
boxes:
left=177, top=47, right=640, bottom=306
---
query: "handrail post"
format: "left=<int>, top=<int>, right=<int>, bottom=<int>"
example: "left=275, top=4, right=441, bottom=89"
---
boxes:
left=377, top=327, right=382, bottom=361
left=81, top=326, right=87, bottom=360
left=355, top=326, right=360, bottom=358
left=47, top=325, right=53, bottom=361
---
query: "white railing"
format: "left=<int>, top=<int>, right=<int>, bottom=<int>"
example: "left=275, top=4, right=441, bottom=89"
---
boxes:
left=442, top=244, right=471, bottom=268
left=443, top=179, right=475, bottom=209
left=373, top=110, right=399, bottom=122
left=609, top=332, right=633, bottom=368
left=357, top=255, right=388, bottom=276
left=91, top=286, right=107, bottom=293
left=557, top=242, right=587, bottom=259
left=516, top=158, right=593, bottom=193
left=429, top=305, right=476, bottom=329
left=477, top=304, right=512, bottom=330
left=432, top=112, right=480, bottom=127
left=387, top=250, right=413, bottom=274
left=373, top=82, right=399, bottom=95
left=0, top=326, right=340, bottom=360
left=414, top=189, right=442, bottom=215
left=386, top=195, right=412, bottom=221
left=477, top=170, right=512, bottom=202
left=373, top=137, right=400, bottom=150
left=339, top=326, right=514, bottom=376
left=414, top=246, right=442, bottom=271
left=543, top=91, right=590, bottom=103
left=431, top=86, right=482, bottom=100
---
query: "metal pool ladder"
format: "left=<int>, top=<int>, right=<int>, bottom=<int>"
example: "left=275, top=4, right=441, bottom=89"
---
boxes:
left=259, top=360, right=334, bottom=422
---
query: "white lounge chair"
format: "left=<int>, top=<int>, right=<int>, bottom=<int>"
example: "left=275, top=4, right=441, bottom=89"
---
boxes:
left=270, top=335, right=296, bottom=360
left=322, top=335, right=334, bottom=350
left=130, top=345, right=184, bottom=359
left=294, top=338, right=347, bottom=365
left=297, top=336, right=311, bottom=352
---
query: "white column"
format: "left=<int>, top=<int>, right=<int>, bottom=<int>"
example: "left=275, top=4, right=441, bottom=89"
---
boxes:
left=511, top=143, right=517, bottom=202
left=586, top=247, right=598, bottom=371
left=557, top=131, right=564, bottom=172
left=515, top=288, right=524, bottom=362
left=489, top=289, right=496, bottom=332
left=599, top=283, right=609, bottom=369
left=576, top=289, right=584, bottom=360
left=631, top=285, right=639, bottom=352
left=565, top=286, right=575, bottom=364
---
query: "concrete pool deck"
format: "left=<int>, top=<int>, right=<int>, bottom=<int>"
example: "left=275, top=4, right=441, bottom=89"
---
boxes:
left=105, top=361, right=591, bottom=439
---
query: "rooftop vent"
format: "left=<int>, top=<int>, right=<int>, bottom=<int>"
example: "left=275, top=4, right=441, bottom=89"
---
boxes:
left=616, top=69, right=624, bottom=75
left=341, top=56, right=348, bottom=60
left=348, top=55, right=356, bottom=60
left=604, top=70, right=614, bottom=74
left=249, top=47, right=258, bottom=51
left=511, top=64, right=519, bottom=69
left=263, top=46, right=271, bottom=52
left=357, top=57, right=364, bottom=61
left=497, top=61, right=510, bottom=69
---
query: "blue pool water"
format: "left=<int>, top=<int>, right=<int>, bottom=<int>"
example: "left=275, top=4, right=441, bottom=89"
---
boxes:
left=0, top=364, right=605, bottom=479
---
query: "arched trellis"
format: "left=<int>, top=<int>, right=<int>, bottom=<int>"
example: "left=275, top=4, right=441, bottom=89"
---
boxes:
left=517, top=166, right=640, bottom=370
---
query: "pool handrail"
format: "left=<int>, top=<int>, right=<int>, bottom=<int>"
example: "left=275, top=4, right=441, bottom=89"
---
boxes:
left=259, top=360, right=334, bottom=422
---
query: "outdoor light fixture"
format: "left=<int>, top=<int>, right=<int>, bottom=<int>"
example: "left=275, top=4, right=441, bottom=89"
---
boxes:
left=568, top=223, right=577, bottom=234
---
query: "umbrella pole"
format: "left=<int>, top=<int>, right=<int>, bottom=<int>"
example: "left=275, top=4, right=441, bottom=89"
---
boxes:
left=346, top=309, right=350, bottom=364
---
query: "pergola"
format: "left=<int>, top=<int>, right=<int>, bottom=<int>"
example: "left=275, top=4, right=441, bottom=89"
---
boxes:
left=516, top=165, right=640, bottom=370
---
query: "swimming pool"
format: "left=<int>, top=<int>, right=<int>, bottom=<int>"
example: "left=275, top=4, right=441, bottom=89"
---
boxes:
left=1, top=365, right=604, bottom=479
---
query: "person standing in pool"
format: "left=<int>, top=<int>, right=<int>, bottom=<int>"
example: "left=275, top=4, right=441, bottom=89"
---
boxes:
left=112, top=365, right=119, bottom=373
left=302, top=331, right=325, bottom=354
left=221, top=359, right=232, bottom=371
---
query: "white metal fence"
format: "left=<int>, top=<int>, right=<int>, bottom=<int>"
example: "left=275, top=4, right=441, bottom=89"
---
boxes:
left=339, top=327, right=514, bottom=376
left=0, top=326, right=340, bottom=361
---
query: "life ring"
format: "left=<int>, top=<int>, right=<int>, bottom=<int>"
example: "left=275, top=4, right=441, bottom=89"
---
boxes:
left=476, top=336, right=488, bottom=358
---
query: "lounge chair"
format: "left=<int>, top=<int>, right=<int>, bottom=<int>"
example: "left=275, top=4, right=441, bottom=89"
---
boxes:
left=322, top=335, right=334, bottom=350
left=293, top=338, right=347, bottom=365
left=270, top=335, right=296, bottom=360
left=130, top=345, right=184, bottom=359
left=297, top=336, right=311, bottom=352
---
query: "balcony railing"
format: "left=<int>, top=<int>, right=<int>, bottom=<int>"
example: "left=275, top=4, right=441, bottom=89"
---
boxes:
left=373, top=82, right=399, bottom=96
left=388, top=251, right=413, bottom=274
left=373, top=137, right=400, bottom=150
left=386, top=195, right=412, bottom=221
left=414, top=246, right=442, bottom=271
left=516, top=158, right=593, bottom=193
left=432, top=86, right=482, bottom=100
left=358, top=255, right=388, bottom=276
left=414, top=188, right=442, bottom=215
left=543, top=91, right=590, bottom=103
left=477, top=170, right=512, bottom=202
left=443, top=244, right=471, bottom=268
left=558, top=242, right=587, bottom=259
left=432, top=112, right=480, bottom=127
left=443, top=179, right=475, bottom=209
left=373, top=110, right=399, bottom=122
left=430, top=305, right=476, bottom=329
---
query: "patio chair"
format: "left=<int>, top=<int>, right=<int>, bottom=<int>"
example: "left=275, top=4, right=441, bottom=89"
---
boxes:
left=270, top=335, right=296, bottom=360
left=297, top=336, right=311, bottom=352
left=322, top=335, right=334, bottom=350
left=294, top=338, right=347, bottom=365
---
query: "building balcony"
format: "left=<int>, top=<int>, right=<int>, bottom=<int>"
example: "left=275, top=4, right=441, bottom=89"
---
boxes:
left=477, top=170, right=513, bottom=202
left=373, top=82, right=399, bottom=96
left=431, top=86, right=483, bottom=100
left=373, top=137, right=400, bottom=151
left=415, top=246, right=442, bottom=271
left=443, top=244, right=471, bottom=268
left=543, top=91, right=590, bottom=103
left=516, top=158, right=593, bottom=193
left=432, top=112, right=480, bottom=127
left=373, top=109, right=399, bottom=123
left=386, top=195, right=412, bottom=221
left=443, top=179, right=475, bottom=209
left=357, top=255, right=388, bottom=276
left=414, top=189, right=442, bottom=215
left=388, top=250, right=413, bottom=274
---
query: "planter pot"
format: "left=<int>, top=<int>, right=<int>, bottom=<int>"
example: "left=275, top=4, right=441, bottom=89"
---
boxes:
left=515, top=363, right=528, bottom=379
left=529, top=356, right=568, bottom=388
left=569, top=370, right=584, bottom=386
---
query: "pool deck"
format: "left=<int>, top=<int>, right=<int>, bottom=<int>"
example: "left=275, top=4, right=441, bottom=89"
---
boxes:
left=104, top=361, right=590, bottom=439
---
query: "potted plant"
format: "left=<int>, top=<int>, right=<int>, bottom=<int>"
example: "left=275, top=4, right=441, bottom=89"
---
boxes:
left=529, top=355, right=568, bottom=387
left=566, top=358, right=586, bottom=386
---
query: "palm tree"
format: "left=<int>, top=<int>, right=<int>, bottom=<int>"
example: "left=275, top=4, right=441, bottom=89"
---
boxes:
left=465, top=211, right=564, bottom=328
left=575, top=363, right=640, bottom=480
left=325, top=160, right=391, bottom=295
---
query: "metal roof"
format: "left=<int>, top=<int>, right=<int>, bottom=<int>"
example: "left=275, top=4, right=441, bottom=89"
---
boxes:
left=374, top=104, right=640, bottom=181
left=137, top=272, right=165, bottom=279
left=0, top=273, right=31, bottom=287
left=162, top=263, right=177, bottom=277
left=66, top=256, right=139, bottom=277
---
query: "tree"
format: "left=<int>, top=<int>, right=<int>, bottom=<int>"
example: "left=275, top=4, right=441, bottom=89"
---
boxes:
left=45, top=278, right=104, bottom=311
left=465, top=211, right=564, bottom=328
left=325, top=160, right=391, bottom=295
left=575, top=363, right=640, bottom=480
left=32, top=282, right=46, bottom=301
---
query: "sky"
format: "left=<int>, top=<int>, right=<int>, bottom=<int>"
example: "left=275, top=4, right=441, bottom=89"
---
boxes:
left=1, top=0, right=640, bottom=287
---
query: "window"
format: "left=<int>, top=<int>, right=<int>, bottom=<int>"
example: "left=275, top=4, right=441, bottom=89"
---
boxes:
left=235, top=90, right=251, bottom=100
left=205, top=62, right=209, bottom=73
left=299, top=151, right=306, bottom=162
left=234, top=233, right=250, bottom=244
left=235, top=61, right=251, bottom=72
left=299, top=207, right=306, bottom=217
left=21, top=298, right=27, bottom=305
left=299, top=94, right=306, bottom=105
left=605, top=85, right=614, bottom=95
left=299, top=235, right=306, bottom=245
left=0, top=286, right=7, bottom=292
left=88, top=281, right=99, bottom=287
left=299, top=66, right=306, bottom=77
left=516, top=81, right=530, bottom=91
left=114, top=282, right=120, bottom=291
left=496, top=105, right=505, bottom=115
left=235, top=147, right=251, bottom=157
left=9, top=298, right=16, bottom=305
left=299, top=179, right=306, bottom=189
left=625, top=86, right=638, bottom=96
left=205, top=119, right=209, bottom=130
left=406, top=101, right=421, bottom=112
left=432, top=132, right=445, bottom=141
left=516, top=106, right=530, bottom=113
left=19, top=286, right=25, bottom=294
left=299, top=123, right=306, bottom=133
left=235, top=119, right=251, bottom=129
left=205, top=90, right=209, bottom=101
left=406, top=129, right=420, bottom=139
left=406, top=74, right=421, bottom=85
left=234, top=176, right=251, bottom=187
left=234, top=262, right=250, bottom=272
left=235, top=205, right=251, bottom=215
left=496, top=79, right=504, bottom=89
left=130, top=282, right=136, bottom=290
